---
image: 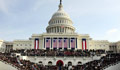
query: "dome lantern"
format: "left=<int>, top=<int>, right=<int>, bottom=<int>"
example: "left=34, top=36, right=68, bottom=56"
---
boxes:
left=58, top=0, right=63, bottom=11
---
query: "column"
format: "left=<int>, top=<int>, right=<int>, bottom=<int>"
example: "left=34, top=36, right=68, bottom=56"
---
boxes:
left=64, top=28, right=65, bottom=33
left=52, top=27, right=53, bottom=33
left=57, top=27, right=59, bottom=33
left=57, top=27, right=58, bottom=32
left=76, top=38, right=77, bottom=50
left=66, top=27, right=67, bottom=33
left=43, top=38, right=45, bottom=49
left=63, top=28, right=65, bottom=33
left=65, top=28, right=66, bottom=33
left=69, top=38, right=71, bottom=49
left=51, top=38, right=52, bottom=49
left=56, top=27, right=57, bottom=33
left=67, top=28, right=69, bottom=32
left=53, top=27, right=54, bottom=33
left=47, top=29, right=49, bottom=33
left=60, top=27, right=61, bottom=32
left=51, top=28, right=52, bottom=33
left=50, top=29, right=51, bottom=33
left=59, top=27, right=60, bottom=33
left=49, top=29, right=51, bottom=33
left=57, top=38, right=58, bottom=49
left=62, top=37, right=64, bottom=50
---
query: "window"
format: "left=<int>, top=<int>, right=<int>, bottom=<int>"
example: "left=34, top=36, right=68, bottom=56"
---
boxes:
left=78, top=61, right=82, bottom=65
left=58, top=20, right=59, bottom=23
left=17, top=44, right=18, bottom=46
left=68, top=61, right=72, bottom=66
left=60, top=20, right=61, bottom=23
left=56, top=20, right=58, bottom=23
left=25, top=44, right=27, bottom=46
left=48, top=61, right=52, bottom=66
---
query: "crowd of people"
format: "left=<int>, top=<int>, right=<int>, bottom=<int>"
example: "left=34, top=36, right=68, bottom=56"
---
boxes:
left=0, top=52, right=56, bottom=70
left=0, top=49, right=120, bottom=70
left=0, top=52, right=120, bottom=70
left=79, top=53, right=120, bottom=70
left=10, top=49, right=106, bottom=57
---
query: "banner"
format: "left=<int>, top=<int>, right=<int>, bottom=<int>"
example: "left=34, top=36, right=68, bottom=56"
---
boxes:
left=58, top=38, right=62, bottom=48
left=34, top=39, right=39, bottom=49
left=46, top=38, right=50, bottom=48
left=53, top=38, right=57, bottom=48
left=64, top=38, right=68, bottom=48
left=71, top=38, right=75, bottom=48
left=82, top=39, right=87, bottom=50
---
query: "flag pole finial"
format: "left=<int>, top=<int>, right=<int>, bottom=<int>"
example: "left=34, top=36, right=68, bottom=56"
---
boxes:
left=60, top=0, right=62, bottom=5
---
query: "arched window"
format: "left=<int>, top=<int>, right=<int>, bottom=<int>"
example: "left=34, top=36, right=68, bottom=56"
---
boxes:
left=39, top=61, right=42, bottom=65
left=48, top=61, right=52, bottom=66
left=78, top=61, right=82, bottom=65
left=68, top=61, right=72, bottom=66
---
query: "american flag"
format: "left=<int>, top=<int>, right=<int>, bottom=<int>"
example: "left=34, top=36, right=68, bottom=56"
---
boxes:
left=71, top=39, right=75, bottom=48
left=58, top=39, right=62, bottom=48
left=64, top=39, right=68, bottom=48
left=82, top=39, right=87, bottom=50
left=46, top=39, right=50, bottom=48
left=53, top=39, right=57, bottom=48
left=34, top=39, right=39, bottom=49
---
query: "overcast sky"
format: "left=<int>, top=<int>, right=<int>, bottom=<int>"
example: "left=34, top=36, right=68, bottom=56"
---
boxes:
left=0, top=0, right=120, bottom=42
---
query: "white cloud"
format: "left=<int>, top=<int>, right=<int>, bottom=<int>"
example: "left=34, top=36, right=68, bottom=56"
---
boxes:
left=33, top=0, right=43, bottom=11
left=32, top=0, right=55, bottom=11
left=93, top=28, right=120, bottom=42
left=0, top=0, right=9, bottom=14
left=0, top=0, right=17, bottom=15
left=102, top=28, right=120, bottom=42
left=107, top=28, right=118, bottom=34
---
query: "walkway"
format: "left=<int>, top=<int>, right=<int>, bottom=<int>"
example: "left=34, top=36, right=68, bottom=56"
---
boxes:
left=0, top=61, right=18, bottom=70
left=104, top=63, right=120, bottom=70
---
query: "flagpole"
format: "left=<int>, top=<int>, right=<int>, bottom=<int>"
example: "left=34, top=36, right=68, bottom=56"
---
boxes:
left=60, top=0, right=62, bottom=5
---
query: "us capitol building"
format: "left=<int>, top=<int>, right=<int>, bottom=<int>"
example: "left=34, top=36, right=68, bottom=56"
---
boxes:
left=0, top=0, right=120, bottom=53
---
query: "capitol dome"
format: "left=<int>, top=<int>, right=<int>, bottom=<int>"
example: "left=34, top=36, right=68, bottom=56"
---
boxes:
left=51, top=6, right=70, bottom=19
left=46, top=1, right=75, bottom=34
